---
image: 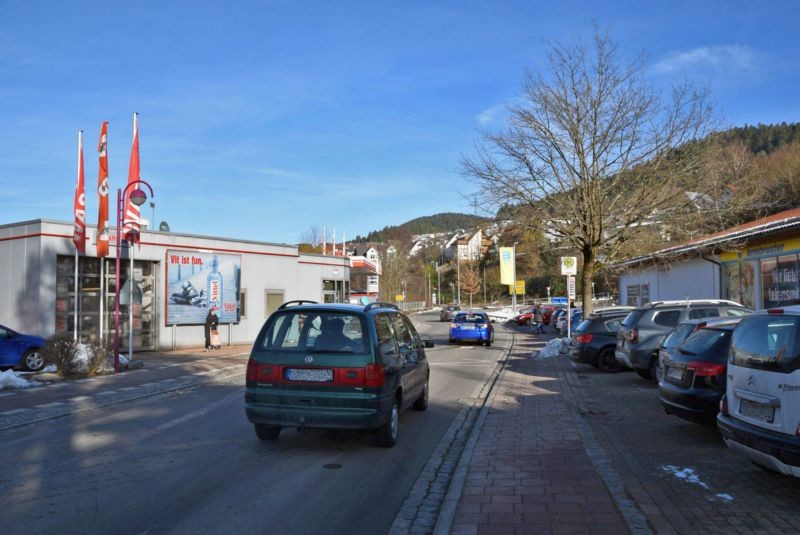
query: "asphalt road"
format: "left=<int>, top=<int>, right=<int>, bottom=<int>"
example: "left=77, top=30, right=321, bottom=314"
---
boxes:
left=0, top=311, right=513, bottom=535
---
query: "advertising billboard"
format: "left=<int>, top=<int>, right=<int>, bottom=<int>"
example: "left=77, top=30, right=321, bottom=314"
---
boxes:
left=166, top=250, right=241, bottom=325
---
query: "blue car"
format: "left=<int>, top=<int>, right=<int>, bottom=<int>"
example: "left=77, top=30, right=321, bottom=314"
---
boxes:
left=0, top=324, right=46, bottom=371
left=449, top=311, right=494, bottom=346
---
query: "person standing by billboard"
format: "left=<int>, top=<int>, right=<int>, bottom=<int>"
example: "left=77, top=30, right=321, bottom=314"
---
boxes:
left=204, top=308, right=219, bottom=351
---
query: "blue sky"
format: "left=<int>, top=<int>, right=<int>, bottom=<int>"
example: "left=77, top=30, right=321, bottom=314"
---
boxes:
left=1, top=0, right=798, bottom=244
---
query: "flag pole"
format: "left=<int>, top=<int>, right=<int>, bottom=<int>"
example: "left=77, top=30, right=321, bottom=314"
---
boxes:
left=99, top=258, right=104, bottom=341
left=129, top=245, right=134, bottom=360
left=74, top=249, right=79, bottom=342
left=73, top=130, right=83, bottom=342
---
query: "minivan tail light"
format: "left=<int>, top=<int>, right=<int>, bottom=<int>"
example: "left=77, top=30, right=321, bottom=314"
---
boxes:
left=687, top=361, right=725, bottom=377
left=627, top=328, right=638, bottom=343
left=576, top=334, right=593, bottom=343
left=246, top=359, right=257, bottom=382
left=247, top=359, right=281, bottom=383
left=364, top=364, right=386, bottom=387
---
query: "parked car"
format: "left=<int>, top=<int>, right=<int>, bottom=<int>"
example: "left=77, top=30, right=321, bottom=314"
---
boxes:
left=513, top=307, right=535, bottom=325
left=718, top=307, right=800, bottom=477
left=0, top=323, right=46, bottom=371
left=556, top=308, right=583, bottom=334
left=449, top=310, right=494, bottom=346
left=616, top=300, right=750, bottom=380
left=550, top=309, right=567, bottom=332
left=440, top=305, right=461, bottom=322
left=245, top=301, right=433, bottom=447
left=570, top=310, right=631, bottom=372
left=540, top=304, right=561, bottom=325
left=658, top=317, right=742, bottom=425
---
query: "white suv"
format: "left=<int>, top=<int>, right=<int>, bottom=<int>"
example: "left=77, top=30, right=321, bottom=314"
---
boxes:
left=717, top=306, right=800, bottom=476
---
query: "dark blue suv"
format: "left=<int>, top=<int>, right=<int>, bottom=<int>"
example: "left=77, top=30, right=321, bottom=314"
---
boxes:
left=245, top=301, right=433, bottom=447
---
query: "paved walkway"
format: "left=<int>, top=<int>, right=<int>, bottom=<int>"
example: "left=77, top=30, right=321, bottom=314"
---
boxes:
left=446, top=332, right=632, bottom=535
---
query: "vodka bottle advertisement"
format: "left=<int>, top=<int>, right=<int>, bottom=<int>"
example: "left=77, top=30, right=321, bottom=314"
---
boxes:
left=207, top=255, right=223, bottom=314
left=166, top=250, right=241, bottom=325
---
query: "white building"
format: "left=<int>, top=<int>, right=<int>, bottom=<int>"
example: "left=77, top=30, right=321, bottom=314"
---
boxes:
left=0, top=219, right=350, bottom=350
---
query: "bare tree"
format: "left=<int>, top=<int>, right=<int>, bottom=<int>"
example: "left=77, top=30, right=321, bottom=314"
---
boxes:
left=463, top=29, right=714, bottom=314
left=460, top=263, right=482, bottom=308
left=298, top=225, right=322, bottom=250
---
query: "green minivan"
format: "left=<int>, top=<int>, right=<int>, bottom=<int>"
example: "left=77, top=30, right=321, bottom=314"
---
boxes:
left=245, top=301, right=433, bottom=447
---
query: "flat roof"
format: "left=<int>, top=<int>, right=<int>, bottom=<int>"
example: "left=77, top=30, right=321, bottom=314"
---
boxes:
left=618, top=208, right=800, bottom=268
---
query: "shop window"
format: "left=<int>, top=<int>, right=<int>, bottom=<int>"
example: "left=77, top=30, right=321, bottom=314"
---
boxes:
left=239, top=289, right=247, bottom=319
left=265, top=290, right=284, bottom=318
left=762, top=254, right=800, bottom=309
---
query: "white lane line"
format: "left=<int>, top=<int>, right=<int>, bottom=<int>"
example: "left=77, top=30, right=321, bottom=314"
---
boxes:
left=118, top=387, right=137, bottom=391
left=36, top=402, right=66, bottom=408
left=0, top=408, right=28, bottom=415
left=96, top=391, right=117, bottom=396
left=429, top=362, right=493, bottom=367
left=0, top=392, right=15, bottom=398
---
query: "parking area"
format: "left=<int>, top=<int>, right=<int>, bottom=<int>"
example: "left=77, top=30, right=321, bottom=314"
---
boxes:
left=560, top=358, right=800, bottom=533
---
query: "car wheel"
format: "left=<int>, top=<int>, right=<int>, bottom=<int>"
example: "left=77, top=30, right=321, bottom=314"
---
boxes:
left=413, top=377, right=429, bottom=411
left=254, top=424, right=281, bottom=441
left=484, top=338, right=491, bottom=347
left=597, top=348, right=621, bottom=373
left=22, top=348, right=45, bottom=372
left=635, top=368, right=653, bottom=380
left=376, top=398, right=399, bottom=447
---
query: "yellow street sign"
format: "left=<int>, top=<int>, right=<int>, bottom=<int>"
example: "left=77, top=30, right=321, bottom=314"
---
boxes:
left=395, top=294, right=405, bottom=302
left=509, top=280, right=525, bottom=295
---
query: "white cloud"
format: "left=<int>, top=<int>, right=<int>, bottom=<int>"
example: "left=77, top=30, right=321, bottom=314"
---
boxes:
left=651, top=45, right=759, bottom=76
left=476, top=103, right=507, bottom=126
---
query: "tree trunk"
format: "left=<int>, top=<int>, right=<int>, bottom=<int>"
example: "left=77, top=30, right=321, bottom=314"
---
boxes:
left=581, top=246, right=596, bottom=316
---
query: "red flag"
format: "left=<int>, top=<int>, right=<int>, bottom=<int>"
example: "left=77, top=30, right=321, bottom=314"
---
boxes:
left=96, top=122, right=110, bottom=257
left=72, top=130, right=86, bottom=254
left=123, top=113, right=141, bottom=243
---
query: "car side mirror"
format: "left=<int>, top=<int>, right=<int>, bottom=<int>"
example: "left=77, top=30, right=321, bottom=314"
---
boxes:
left=423, top=339, right=434, bottom=348
left=490, top=318, right=496, bottom=323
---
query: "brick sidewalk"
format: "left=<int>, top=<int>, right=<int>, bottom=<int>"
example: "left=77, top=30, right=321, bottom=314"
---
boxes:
left=449, top=334, right=630, bottom=535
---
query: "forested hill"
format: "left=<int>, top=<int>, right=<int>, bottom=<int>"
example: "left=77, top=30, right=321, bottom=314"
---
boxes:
left=352, top=212, right=488, bottom=243
left=706, top=122, right=800, bottom=154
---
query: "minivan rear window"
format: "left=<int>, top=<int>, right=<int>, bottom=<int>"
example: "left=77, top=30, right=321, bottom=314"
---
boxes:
left=622, top=310, right=646, bottom=327
left=730, top=315, right=800, bottom=373
left=257, top=311, right=368, bottom=354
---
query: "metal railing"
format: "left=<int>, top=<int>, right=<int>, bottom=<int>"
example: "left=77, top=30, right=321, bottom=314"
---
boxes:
left=397, top=301, right=426, bottom=311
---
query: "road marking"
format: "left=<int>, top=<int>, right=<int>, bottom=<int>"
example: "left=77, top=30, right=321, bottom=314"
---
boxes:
left=36, top=402, right=66, bottom=408
left=143, top=392, right=241, bottom=436
left=0, top=408, right=27, bottom=415
left=0, top=392, right=15, bottom=398
left=429, top=362, right=493, bottom=367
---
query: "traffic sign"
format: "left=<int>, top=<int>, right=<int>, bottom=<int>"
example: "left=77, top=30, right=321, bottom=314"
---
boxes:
left=561, top=256, right=577, bottom=276
left=567, top=276, right=576, bottom=299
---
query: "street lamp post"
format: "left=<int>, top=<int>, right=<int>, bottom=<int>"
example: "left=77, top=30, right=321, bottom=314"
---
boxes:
left=114, top=180, right=154, bottom=373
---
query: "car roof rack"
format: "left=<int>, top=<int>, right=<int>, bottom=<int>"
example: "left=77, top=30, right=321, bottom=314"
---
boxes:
left=278, top=300, right=318, bottom=310
left=364, top=302, right=400, bottom=313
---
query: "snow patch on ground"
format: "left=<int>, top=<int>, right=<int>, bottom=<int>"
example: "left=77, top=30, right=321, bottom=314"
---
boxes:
left=661, top=465, right=709, bottom=489
left=0, top=369, right=35, bottom=390
left=715, top=493, right=734, bottom=502
left=535, top=337, right=571, bottom=358
left=487, top=307, right=516, bottom=321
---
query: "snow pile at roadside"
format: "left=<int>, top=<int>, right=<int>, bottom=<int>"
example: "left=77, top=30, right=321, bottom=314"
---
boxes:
left=0, top=369, right=34, bottom=390
left=487, top=307, right=516, bottom=321
left=535, top=337, right=571, bottom=358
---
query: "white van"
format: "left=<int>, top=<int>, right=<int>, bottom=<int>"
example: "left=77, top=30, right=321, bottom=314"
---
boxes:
left=717, top=307, right=800, bottom=476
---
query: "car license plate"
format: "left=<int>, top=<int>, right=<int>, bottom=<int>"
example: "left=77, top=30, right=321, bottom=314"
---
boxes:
left=666, top=366, right=684, bottom=381
left=739, top=399, right=774, bottom=423
left=285, top=368, right=333, bottom=382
